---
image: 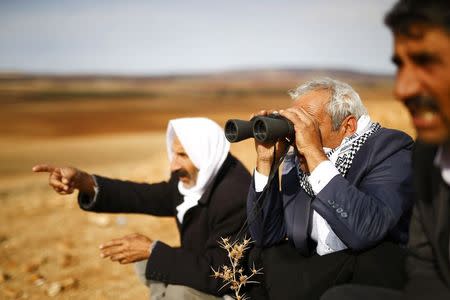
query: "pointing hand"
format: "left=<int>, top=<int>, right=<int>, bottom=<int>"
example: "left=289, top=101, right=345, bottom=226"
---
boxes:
left=32, top=164, right=95, bottom=196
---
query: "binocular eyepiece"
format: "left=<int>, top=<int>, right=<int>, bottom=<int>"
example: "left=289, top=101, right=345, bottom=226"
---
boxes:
left=225, top=114, right=294, bottom=143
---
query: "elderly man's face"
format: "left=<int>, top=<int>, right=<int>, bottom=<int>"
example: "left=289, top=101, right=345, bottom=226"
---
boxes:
left=292, top=89, right=350, bottom=149
left=170, top=136, right=199, bottom=188
left=392, top=24, right=450, bottom=144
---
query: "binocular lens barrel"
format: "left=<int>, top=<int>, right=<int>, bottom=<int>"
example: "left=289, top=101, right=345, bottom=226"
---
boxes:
left=253, top=116, right=294, bottom=143
left=224, top=119, right=254, bottom=143
left=224, top=115, right=294, bottom=143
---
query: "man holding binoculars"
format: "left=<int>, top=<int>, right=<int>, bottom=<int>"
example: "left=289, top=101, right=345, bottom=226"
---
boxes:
left=243, top=78, right=415, bottom=299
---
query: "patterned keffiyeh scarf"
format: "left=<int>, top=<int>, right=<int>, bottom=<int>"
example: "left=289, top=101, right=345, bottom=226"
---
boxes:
left=298, top=117, right=381, bottom=197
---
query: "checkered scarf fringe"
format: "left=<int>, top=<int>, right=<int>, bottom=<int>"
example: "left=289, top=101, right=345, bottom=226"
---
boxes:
left=298, top=123, right=381, bottom=197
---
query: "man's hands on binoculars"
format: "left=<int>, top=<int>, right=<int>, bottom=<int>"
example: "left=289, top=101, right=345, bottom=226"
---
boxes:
left=253, top=107, right=328, bottom=175
left=279, top=107, right=328, bottom=173
left=32, top=164, right=96, bottom=196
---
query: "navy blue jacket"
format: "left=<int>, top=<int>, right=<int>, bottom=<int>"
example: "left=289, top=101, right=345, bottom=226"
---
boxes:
left=247, top=128, right=414, bottom=254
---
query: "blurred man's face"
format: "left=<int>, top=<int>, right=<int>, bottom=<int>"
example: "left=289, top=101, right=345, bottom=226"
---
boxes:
left=392, top=24, right=450, bottom=144
left=170, top=136, right=199, bottom=188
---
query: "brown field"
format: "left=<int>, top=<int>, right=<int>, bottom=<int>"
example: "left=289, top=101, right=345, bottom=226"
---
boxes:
left=0, top=71, right=415, bottom=299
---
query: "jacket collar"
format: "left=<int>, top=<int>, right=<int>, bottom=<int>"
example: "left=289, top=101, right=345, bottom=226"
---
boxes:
left=198, top=153, right=233, bottom=206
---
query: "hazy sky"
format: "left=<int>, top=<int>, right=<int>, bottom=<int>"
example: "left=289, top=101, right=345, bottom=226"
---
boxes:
left=0, top=0, right=398, bottom=75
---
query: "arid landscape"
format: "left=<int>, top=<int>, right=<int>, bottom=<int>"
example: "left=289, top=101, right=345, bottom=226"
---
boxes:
left=0, top=70, right=415, bottom=299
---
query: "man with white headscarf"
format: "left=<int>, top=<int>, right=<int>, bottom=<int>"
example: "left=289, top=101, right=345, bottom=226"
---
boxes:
left=33, top=117, right=251, bottom=299
left=246, top=78, right=414, bottom=300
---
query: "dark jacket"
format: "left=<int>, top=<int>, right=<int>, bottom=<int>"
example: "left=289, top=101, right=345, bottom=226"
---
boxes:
left=404, top=141, right=450, bottom=298
left=78, top=154, right=251, bottom=296
left=247, top=128, right=414, bottom=253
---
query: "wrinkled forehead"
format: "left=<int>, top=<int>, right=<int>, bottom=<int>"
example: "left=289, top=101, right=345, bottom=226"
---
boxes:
left=292, top=89, right=332, bottom=116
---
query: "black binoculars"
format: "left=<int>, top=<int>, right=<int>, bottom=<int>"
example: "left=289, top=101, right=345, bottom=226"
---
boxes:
left=225, top=114, right=295, bottom=143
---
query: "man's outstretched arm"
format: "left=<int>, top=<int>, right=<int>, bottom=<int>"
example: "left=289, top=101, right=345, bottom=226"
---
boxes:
left=33, top=163, right=177, bottom=216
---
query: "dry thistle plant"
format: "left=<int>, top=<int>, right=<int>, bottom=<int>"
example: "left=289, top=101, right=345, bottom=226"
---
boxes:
left=211, top=237, right=263, bottom=300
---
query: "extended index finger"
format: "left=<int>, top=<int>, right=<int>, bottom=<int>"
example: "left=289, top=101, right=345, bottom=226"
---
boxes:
left=32, top=164, right=56, bottom=173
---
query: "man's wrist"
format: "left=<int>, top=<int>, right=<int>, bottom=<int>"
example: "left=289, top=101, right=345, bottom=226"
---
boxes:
left=78, top=172, right=96, bottom=196
left=303, top=148, right=328, bottom=172
left=256, top=159, right=272, bottom=176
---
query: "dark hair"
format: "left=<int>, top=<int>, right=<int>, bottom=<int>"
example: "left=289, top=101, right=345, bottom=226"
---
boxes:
left=384, top=0, right=450, bottom=35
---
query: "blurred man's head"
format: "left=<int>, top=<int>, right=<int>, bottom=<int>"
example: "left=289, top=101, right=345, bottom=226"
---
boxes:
left=385, top=0, right=450, bottom=144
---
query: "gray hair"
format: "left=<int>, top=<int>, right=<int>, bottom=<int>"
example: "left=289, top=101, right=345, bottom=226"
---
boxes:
left=288, top=77, right=368, bottom=131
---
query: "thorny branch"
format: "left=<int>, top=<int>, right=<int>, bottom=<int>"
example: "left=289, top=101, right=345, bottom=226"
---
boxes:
left=211, top=237, right=263, bottom=300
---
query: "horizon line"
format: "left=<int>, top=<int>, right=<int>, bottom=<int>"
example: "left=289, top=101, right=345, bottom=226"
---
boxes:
left=0, top=66, right=394, bottom=78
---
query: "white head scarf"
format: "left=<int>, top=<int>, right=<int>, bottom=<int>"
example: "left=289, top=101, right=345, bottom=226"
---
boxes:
left=166, top=117, right=230, bottom=223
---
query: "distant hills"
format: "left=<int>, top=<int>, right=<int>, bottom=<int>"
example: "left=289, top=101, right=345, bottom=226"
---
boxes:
left=0, top=67, right=393, bottom=81
left=0, top=68, right=393, bottom=102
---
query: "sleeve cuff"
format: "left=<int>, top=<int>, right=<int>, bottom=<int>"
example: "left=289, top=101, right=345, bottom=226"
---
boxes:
left=254, top=169, right=269, bottom=192
left=149, top=240, right=158, bottom=258
left=78, top=175, right=100, bottom=210
left=309, top=160, right=340, bottom=194
left=91, top=175, right=100, bottom=201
